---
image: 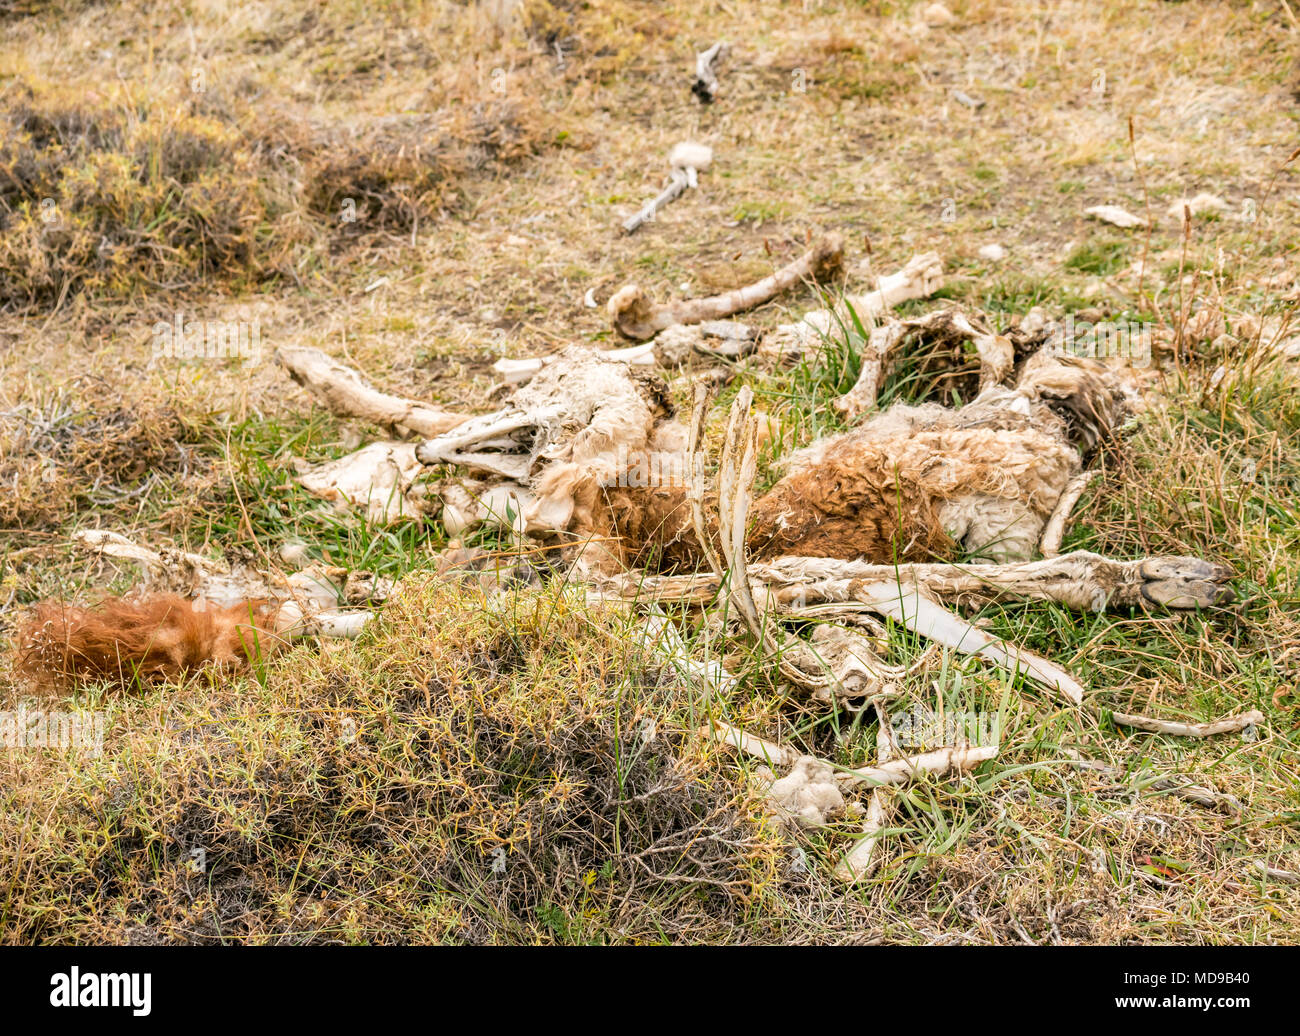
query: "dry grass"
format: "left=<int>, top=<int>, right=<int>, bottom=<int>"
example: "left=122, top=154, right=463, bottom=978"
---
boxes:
left=1, top=0, right=1299, bottom=944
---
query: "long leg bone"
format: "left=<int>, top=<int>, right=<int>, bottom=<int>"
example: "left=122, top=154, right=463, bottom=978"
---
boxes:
left=1110, top=709, right=1264, bottom=738
left=764, top=252, right=945, bottom=363
left=277, top=346, right=467, bottom=438
left=753, top=552, right=1234, bottom=612
left=622, top=142, right=714, bottom=235
left=609, top=234, right=845, bottom=339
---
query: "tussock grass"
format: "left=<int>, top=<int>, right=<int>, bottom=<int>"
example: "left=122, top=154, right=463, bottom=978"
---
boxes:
left=0, top=0, right=589, bottom=308
left=0, top=581, right=834, bottom=944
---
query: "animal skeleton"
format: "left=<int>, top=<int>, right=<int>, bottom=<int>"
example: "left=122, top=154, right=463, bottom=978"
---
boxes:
left=15, top=247, right=1256, bottom=881
left=272, top=296, right=1234, bottom=711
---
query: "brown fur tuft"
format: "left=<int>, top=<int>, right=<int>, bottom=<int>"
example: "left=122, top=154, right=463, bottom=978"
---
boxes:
left=14, top=594, right=281, bottom=690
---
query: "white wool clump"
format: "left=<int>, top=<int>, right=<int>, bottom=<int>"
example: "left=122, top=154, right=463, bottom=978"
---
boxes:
left=670, top=142, right=713, bottom=170
left=767, top=756, right=845, bottom=828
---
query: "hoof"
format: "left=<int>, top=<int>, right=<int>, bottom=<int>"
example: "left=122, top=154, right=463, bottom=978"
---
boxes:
left=1139, top=557, right=1234, bottom=608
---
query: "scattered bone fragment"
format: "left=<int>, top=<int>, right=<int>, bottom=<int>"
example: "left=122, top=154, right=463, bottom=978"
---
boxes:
left=1110, top=709, right=1264, bottom=738
left=1086, top=205, right=1148, bottom=229
left=692, top=41, right=726, bottom=103
left=978, top=243, right=1005, bottom=260
left=609, top=234, right=844, bottom=339
left=276, top=346, right=466, bottom=438
left=622, top=142, right=714, bottom=234
left=1250, top=860, right=1300, bottom=883
left=1167, top=192, right=1227, bottom=221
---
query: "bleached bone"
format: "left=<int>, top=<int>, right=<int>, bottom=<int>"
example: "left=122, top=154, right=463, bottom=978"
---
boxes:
left=717, top=391, right=1084, bottom=702
left=639, top=608, right=736, bottom=697
left=807, top=624, right=904, bottom=704
left=833, top=307, right=1011, bottom=421
left=753, top=552, right=1233, bottom=613
left=491, top=321, right=756, bottom=386
left=705, top=718, right=996, bottom=791
left=277, top=346, right=467, bottom=438
left=414, top=405, right=565, bottom=483
left=606, top=552, right=1233, bottom=623
left=767, top=756, right=846, bottom=828
left=438, top=480, right=538, bottom=538
left=835, top=698, right=899, bottom=882
left=1110, top=709, right=1264, bottom=738
left=702, top=719, right=797, bottom=768
left=716, top=389, right=843, bottom=697
left=609, top=234, right=845, bottom=339
left=493, top=343, right=657, bottom=385
left=849, top=581, right=1084, bottom=704
left=838, top=743, right=1000, bottom=789
left=294, top=441, right=425, bottom=524
left=1040, top=471, right=1099, bottom=557
left=765, top=252, right=944, bottom=361
left=622, top=142, right=714, bottom=234
left=416, top=347, right=675, bottom=541
left=692, top=40, right=726, bottom=102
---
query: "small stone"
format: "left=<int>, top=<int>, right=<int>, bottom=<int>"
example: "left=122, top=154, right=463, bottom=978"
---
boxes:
left=923, top=2, right=956, bottom=26
left=1086, top=204, right=1147, bottom=229
left=978, top=243, right=1006, bottom=261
